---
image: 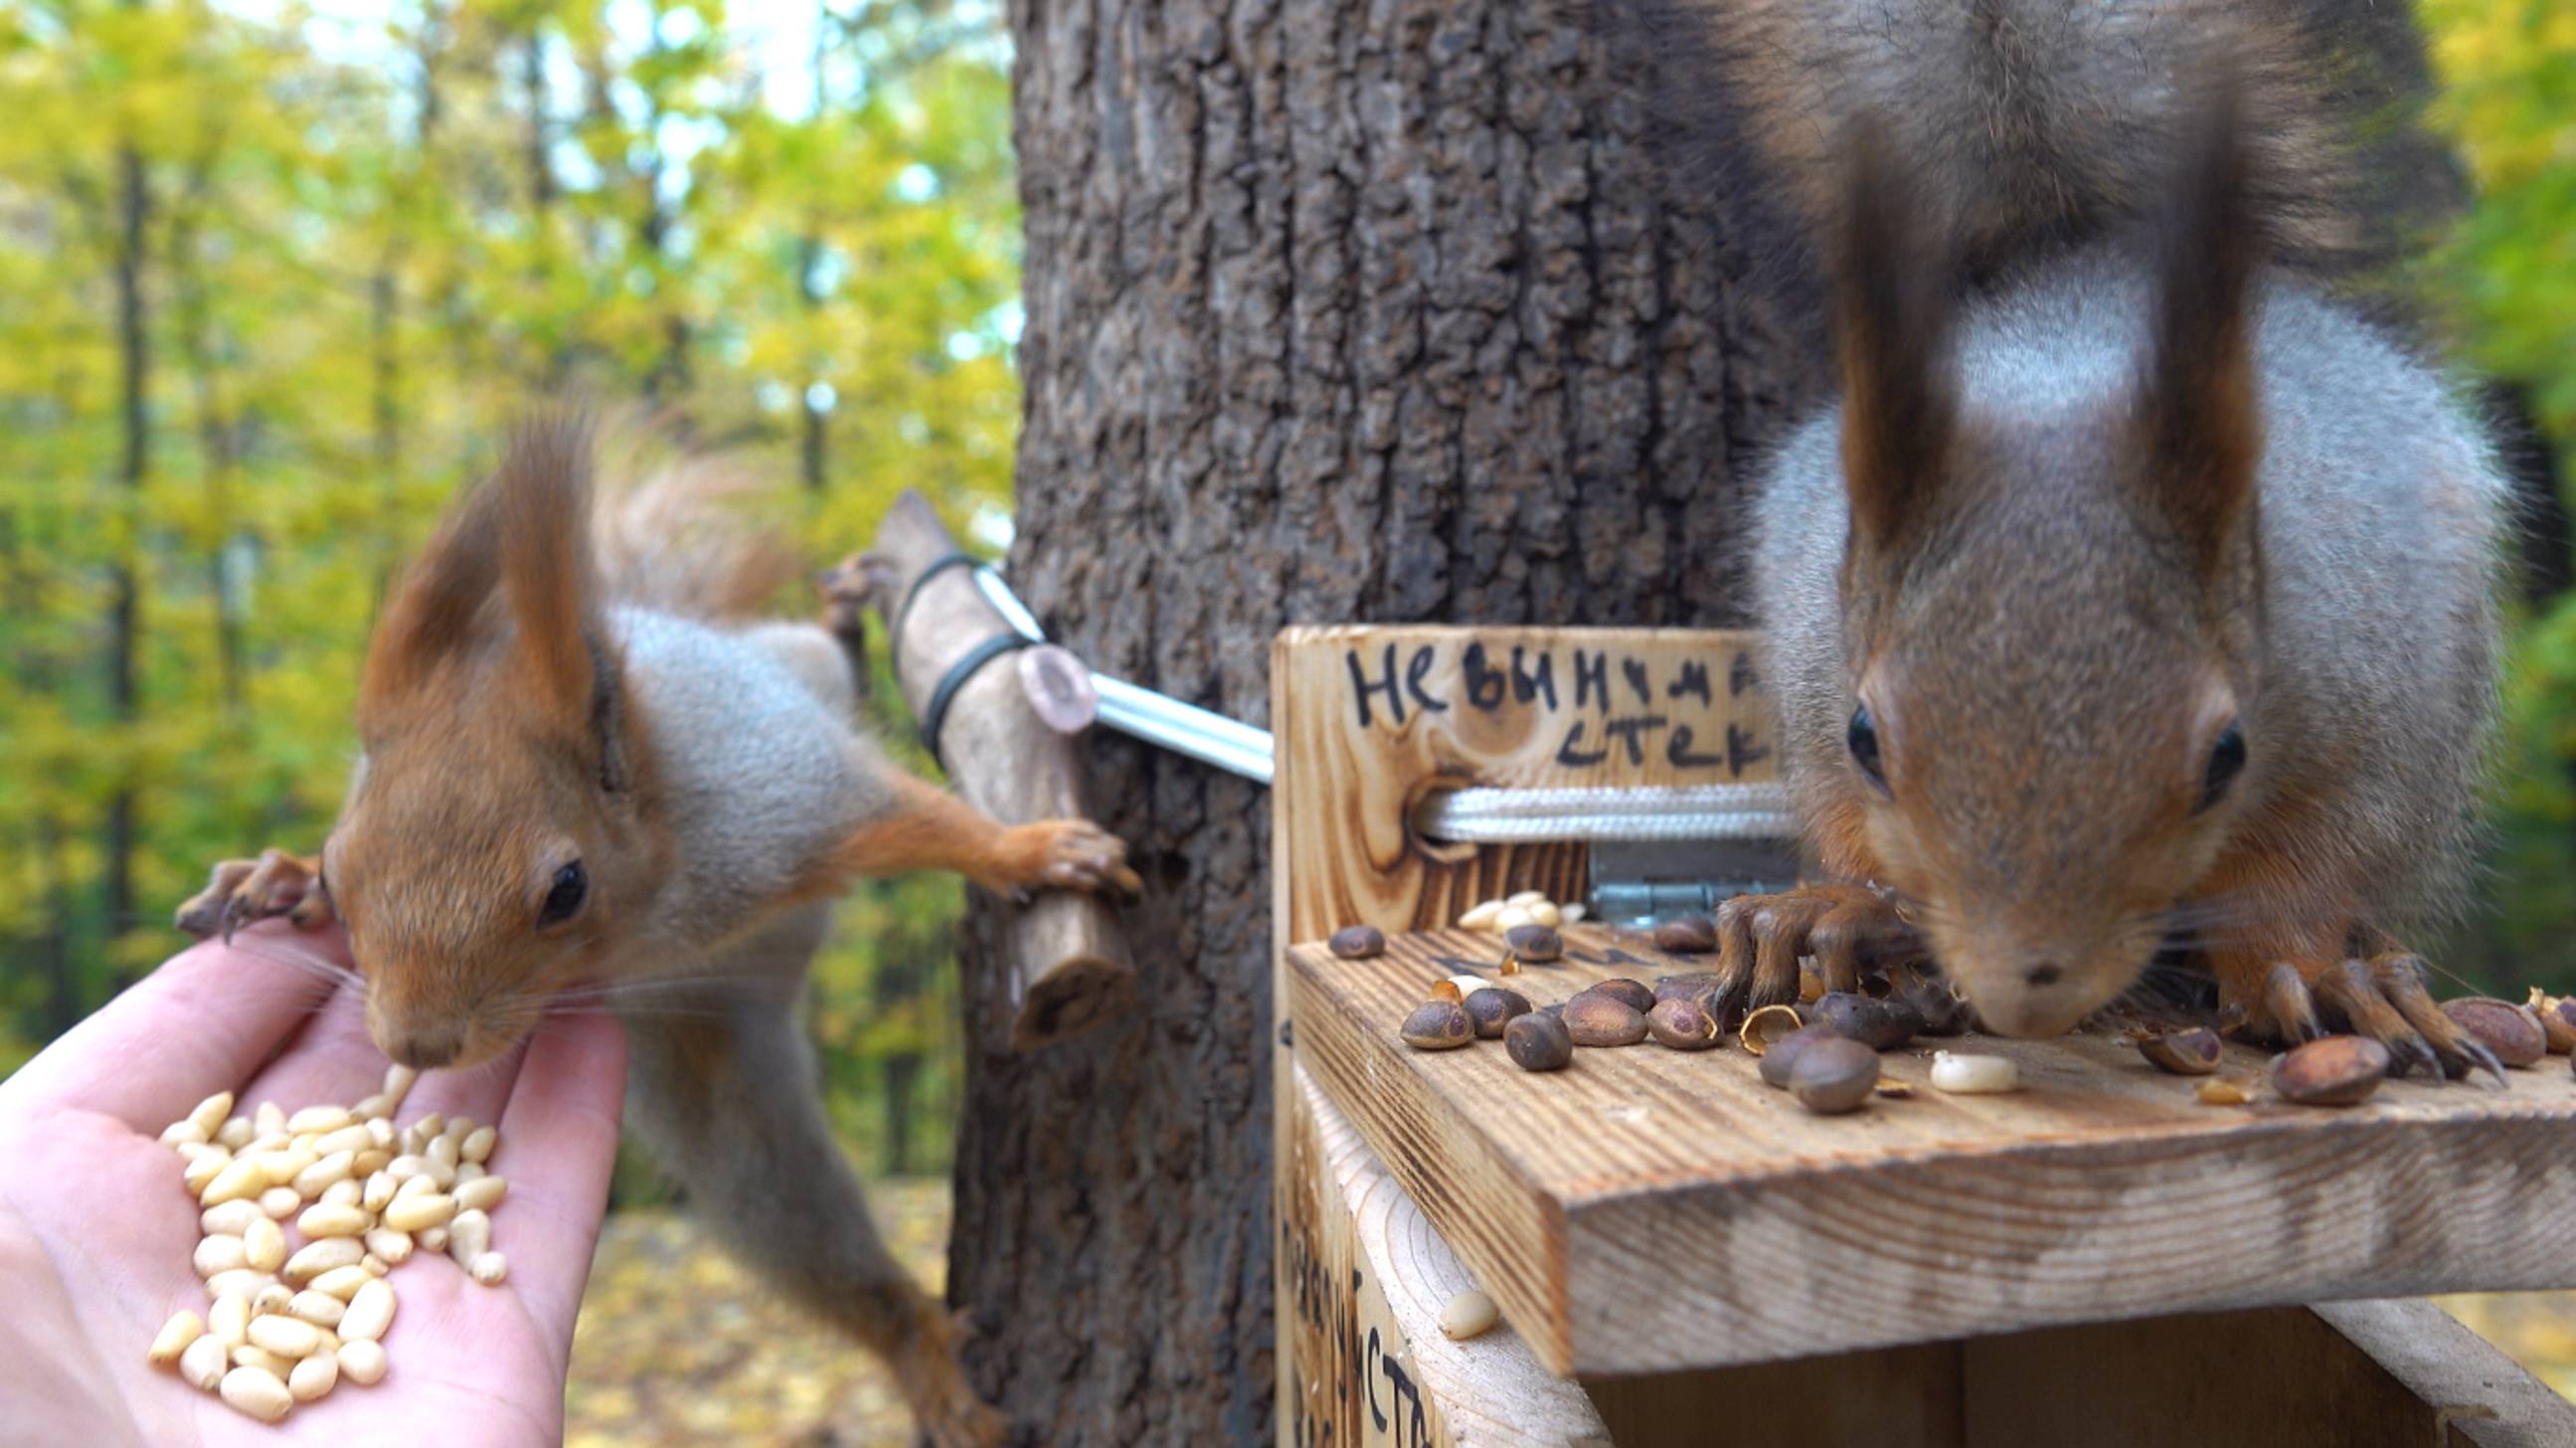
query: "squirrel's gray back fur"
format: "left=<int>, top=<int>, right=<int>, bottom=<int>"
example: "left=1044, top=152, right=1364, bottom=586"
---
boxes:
left=609, top=606, right=892, bottom=962
left=1758, top=254, right=2506, bottom=930
left=1654, top=0, right=2446, bottom=287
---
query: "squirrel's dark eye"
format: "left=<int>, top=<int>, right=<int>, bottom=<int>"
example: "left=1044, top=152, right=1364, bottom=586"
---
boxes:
left=1847, top=703, right=1888, bottom=793
left=540, top=862, right=588, bottom=927
left=2199, top=723, right=2246, bottom=813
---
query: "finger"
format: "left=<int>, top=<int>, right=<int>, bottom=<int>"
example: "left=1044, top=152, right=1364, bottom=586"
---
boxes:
left=486, top=1009, right=628, bottom=1358
left=2, top=926, right=355, bottom=1132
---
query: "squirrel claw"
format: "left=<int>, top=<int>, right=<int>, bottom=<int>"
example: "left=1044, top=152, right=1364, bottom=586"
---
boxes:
left=176, top=848, right=330, bottom=944
left=1711, top=883, right=1922, bottom=1018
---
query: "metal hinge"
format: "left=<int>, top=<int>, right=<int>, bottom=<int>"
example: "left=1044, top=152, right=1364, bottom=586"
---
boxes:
left=1586, top=838, right=1802, bottom=927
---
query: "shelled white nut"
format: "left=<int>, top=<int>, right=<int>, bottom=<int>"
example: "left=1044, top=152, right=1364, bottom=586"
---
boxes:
left=288, top=1351, right=339, bottom=1402
left=243, top=1215, right=287, bottom=1274
left=337, top=1339, right=387, bottom=1385
left=339, top=1279, right=396, bottom=1343
left=147, top=1311, right=205, bottom=1366
left=1928, top=1051, right=2020, bottom=1095
left=219, top=1364, right=293, bottom=1422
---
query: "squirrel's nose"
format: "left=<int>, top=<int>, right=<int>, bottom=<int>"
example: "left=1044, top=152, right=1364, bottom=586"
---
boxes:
left=2023, top=961, right=2065, bottom=987
left=386, top=1026, right=463, bottom=1070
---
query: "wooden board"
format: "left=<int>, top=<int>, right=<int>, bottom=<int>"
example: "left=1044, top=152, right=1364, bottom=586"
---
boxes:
left=1288, top=924, right=2576, bottom=1378
left=1272, top=626, right=1777, bottom=946
left=1279, top=1058, right=1614, bottom=1448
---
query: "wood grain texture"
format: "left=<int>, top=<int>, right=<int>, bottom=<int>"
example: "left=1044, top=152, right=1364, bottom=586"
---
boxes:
left=1274, top=626, right=1776, bottom=946
left=1280, top=1059, right=1614, bottom=1448
left=868, top=490, right=1134, bottom=1051
left=1288, top=925, right=2576, bottom=1377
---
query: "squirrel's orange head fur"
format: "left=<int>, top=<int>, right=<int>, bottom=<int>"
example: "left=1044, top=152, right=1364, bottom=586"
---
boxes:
left=327, top=419, right=674, bottom=1069
left=1826, top=98, right=2266, bottom=1036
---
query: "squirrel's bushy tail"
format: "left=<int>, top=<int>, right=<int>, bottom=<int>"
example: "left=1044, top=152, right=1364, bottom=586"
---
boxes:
left=587, top=418, right=801, bottom=622
left=1654, top=0, right=2388, bottom=283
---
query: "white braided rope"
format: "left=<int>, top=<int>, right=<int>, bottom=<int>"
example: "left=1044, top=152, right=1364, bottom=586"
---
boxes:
left=1415, top=783, right=1799, bottom=843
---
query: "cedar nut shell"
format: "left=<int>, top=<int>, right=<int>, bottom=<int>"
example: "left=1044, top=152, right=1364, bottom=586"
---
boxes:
left=1562, top=994, right=1648, bottom=1047
left=1646, top=996, right=1723, bottom=1050
left=2442, top=997, right=2547, bottom=1069
left=1577, top=979, right=1656, bottom=1014
left=1810, top=992, right=1916, bottom=1051
left=1653, top=916, right=1717, bottom=954
left=2269, top=1034, right=2391, bottom=1106
left=1401, top=1000, right=1475, bottom=1051
left=1464, top=987, right=1535, bottom=1039
left=1504, top=1012, right=1574, bottom=1071
left=1328, top=925, right=1386, bottom=959
left=1789, top=1035, right=1879, bottom=1114
left=2138, top=1027, right=2224, bottom=1076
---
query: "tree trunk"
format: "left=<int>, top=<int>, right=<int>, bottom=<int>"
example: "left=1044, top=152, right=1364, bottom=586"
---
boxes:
left=104, top=139, right=150, bottom=967
left=955, top=1, right=1815, bottom=1440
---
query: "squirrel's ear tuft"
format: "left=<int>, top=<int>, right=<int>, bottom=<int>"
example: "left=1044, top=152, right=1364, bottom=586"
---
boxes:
left=2139, top=80, right=2262, bottom=575
left=1831, top=117, right=1957, bottom=553
left=360, top=461, right=508, bottom=728
left=491, top=415, right=601, bottom=738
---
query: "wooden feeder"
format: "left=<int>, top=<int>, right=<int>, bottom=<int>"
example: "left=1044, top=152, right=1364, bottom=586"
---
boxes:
left=1272, top=624, right=2576, bottom=1447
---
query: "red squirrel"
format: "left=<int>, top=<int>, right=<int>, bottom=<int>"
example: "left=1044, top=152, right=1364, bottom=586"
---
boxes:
left=177, top=419, right=1127, bottom=1446
left=1667, top=0, right=2509, bottom=1074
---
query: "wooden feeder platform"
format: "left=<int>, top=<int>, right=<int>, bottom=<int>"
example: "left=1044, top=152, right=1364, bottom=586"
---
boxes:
left=1288, top=923, right=2576, bottom=1378
left=1269, top=625, right=2576, bottom=1447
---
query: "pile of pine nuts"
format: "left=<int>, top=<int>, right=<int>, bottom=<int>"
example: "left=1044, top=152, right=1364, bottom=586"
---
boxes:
left=145, top=1064, right=512, bottom=1421
left=1456, top=890, right=1584, bottom=933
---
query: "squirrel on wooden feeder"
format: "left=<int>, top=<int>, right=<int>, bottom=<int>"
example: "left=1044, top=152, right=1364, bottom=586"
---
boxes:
left=177, top=417, right=1138, bottom=1446
left=1663, top=0, right=2510, bottom=1076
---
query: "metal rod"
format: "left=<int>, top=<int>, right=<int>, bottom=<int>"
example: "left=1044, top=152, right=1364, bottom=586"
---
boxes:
left=1093, top=675, right=1276, bottom=785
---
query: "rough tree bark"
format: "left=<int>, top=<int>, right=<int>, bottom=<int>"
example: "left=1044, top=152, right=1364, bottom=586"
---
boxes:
left=952, top=2, right=1818, bottom=1441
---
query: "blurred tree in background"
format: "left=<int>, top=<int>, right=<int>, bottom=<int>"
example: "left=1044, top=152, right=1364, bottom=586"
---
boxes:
left=2421, top=0, right=2576, bottom=990
left=0, top=0, right=1018, bottom=1178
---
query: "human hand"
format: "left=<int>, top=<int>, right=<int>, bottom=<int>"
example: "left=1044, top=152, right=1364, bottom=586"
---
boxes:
left=0, top=926, right=626, bottom=1445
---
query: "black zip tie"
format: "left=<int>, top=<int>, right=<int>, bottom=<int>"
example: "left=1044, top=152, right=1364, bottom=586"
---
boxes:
left=890, top=549, right=986, bottom=692
left=920, top=632, right=1035, bottom=767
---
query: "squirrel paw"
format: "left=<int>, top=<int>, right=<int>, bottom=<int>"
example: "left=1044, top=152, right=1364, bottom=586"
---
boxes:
left=816, top=550, right=899, bottom=638
left=2224, top=954, right=2504, bottom=1086
left=997, top=817, right=1143, bottom=898
left=1709, top=883, right=1923, bottom=1016
left=892, top=1308, right=1013, bottom=1448
left=175, top=849, right=332, bottom=943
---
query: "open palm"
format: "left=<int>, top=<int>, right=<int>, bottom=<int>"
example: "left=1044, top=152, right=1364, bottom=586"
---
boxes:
left=0, top=928, right=626, bottom=1446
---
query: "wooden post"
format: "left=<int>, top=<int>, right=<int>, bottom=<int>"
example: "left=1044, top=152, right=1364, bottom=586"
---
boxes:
left=866, top=490, right=1134, bottom=1050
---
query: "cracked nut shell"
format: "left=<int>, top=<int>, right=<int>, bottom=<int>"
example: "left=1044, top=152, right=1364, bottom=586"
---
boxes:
left=1653, top=916, right=1717, bottom=954
left=1576, top=979, right=1656, bottom=1014
left=2270, top=1034, right=2391, bottom=1106
left=2139, top=1027, right=2225, bottom=1076
left=1401, top=1000, right=1475, bottom=1051
left=1504, top=924, right=1563, bottom=962
left=1810, top=992, right=1915, bottom=1050
left=2442, top=997, right=2547, bottom=1068
left=2525, top=990, right=2576, bottom=1054
left=1739, top=1003, right=1805, bottom=1056
left=1646, top=996, right=1723, bottom=1050
left=1329, top=925, right=1385, bottom=959
left=1789, top=1035, right=1879, bottom=1114
left=1464, top=987, right=1535, bottom=1038
left=1504, top=1012, right=1573, bottom=1071
left=1562, top=994, right=1648, bottom=1047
